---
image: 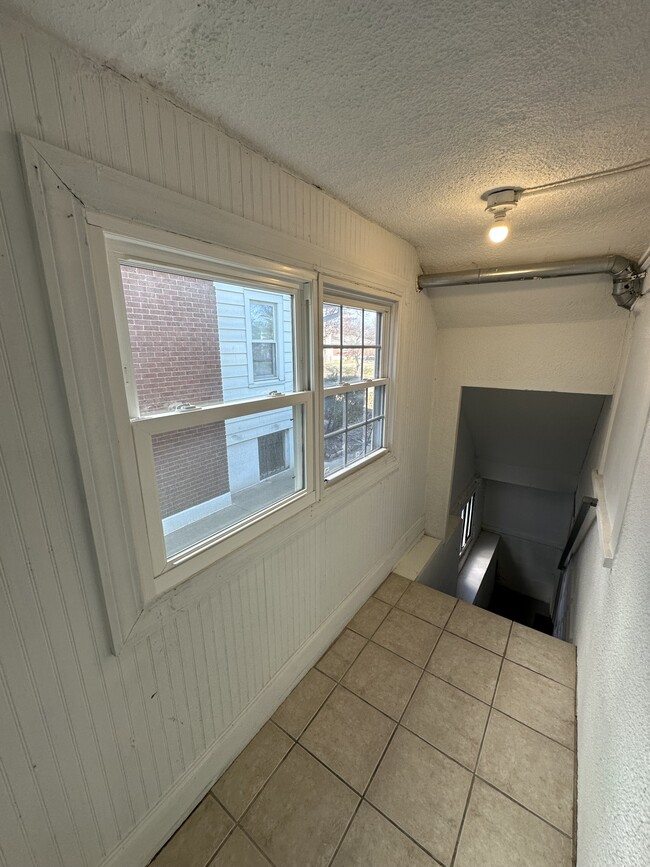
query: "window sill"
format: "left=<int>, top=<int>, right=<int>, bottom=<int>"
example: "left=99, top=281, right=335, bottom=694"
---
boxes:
left=153, top=488, right=317, bottom=596
left=322, top=449, right=399, bottom=506
left=324, top=448, right=389, bottom=485
left=121, top=455, right=400, bottom=647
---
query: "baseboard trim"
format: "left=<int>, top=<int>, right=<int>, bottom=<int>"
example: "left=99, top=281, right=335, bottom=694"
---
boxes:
left=100, top=514, right=425, bottom=867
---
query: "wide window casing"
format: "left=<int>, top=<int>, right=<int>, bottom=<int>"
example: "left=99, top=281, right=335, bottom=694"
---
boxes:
left=322, top=291, right=392, bottom=481
left=21, top=135, right=402, bottom=651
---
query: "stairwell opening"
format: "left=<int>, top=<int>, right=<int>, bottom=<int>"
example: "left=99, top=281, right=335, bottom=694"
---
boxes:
left=443, top=387, right=610, bottom=634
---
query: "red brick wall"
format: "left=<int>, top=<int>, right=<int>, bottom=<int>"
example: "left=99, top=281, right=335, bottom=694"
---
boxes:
left=151, top=424, right=230, bottom=519
left=121, top=266, right=230, bottom=518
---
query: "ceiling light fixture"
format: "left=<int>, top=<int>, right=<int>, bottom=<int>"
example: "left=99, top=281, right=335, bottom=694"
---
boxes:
left=483, top=188, right=521, bottom=244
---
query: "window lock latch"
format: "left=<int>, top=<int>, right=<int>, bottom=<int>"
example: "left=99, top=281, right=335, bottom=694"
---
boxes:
left=268, top=390, right=283, bottom=396
left=176, top=402, right=197, bottom=411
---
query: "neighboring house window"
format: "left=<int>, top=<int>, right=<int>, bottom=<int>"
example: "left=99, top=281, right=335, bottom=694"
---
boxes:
left=250, top=300, right=278, bottom=380
left=258, top=430, right=288, bottom=479
left=322, top=292, right=392, bottom=480
left=460, top=491, right=476, bottom=553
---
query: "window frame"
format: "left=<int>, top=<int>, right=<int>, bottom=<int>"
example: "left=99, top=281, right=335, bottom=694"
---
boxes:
left=321, top=284, right=394, bottom=485
left=89, top=222, right=318, bottom=596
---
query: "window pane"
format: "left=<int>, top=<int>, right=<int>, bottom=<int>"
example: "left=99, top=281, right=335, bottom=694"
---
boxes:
left=119, top=265, right=294, bottom=414
left=324, top=432, right=344, bottom=476
left=341, top=348, right=363, bottom=382
left=366, top=418, right=384, bottom=452
left=324, top=394, right=345, bottom=434
left=153, top=407, right=302, bottom=558
left=346, top=390, right=366, bottom=427
left=346, top=427, right=365, bottom=463
left=323, top=348, right=341, bottom=386
left=363, top=309, right=378, bottom=345
left=252, top=342, right=277, bottom=380
left=366, top=385, right=384, bottom=419
left=250, top=301, right=275, bottom=340
left=342, top=306, right=363, bottom=345
left=323, top=303, right=341, bottom=345
left=258, top=430, right=287, bottom=479
left=322, top=296, right=388, bottom=480
left=362, top=349, right=378, bottom=379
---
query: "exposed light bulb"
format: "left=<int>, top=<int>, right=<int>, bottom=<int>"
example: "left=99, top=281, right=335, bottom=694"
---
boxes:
left=483, top=189, right=520, bottom=244
left=488, top=222, right=509, bottom=243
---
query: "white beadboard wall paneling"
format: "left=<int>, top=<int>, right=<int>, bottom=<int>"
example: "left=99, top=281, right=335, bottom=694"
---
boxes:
left=0, top=10, right=435, bottom=867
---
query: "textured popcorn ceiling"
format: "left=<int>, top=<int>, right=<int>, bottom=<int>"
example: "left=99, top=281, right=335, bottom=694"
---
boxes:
left=7, top=0, right=650, bottom=272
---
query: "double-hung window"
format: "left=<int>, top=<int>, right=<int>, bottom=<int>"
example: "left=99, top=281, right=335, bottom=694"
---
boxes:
left=97, top=232, right=315, bottom=589
left=245, top=293, right=281, bottom=382
left=322, top=292, right=391, bottom=480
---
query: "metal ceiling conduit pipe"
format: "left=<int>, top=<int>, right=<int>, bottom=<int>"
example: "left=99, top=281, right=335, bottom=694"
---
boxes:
left=417, top=255, right=646, bottom=309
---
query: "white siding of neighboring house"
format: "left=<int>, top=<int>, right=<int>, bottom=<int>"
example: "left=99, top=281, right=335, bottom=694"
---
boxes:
left=215, top=283, right=295, bottom=491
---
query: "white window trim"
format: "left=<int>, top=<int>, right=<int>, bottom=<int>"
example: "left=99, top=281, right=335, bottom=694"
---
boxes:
left=321, top=283, right=396, bottom=486
left=20, top=134, right=405, bottom=653
left=94, top=227, right=317, bottom=597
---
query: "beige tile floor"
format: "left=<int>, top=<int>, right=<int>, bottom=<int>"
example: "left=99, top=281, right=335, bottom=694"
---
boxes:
left=150, top=576, right=577, bottom=867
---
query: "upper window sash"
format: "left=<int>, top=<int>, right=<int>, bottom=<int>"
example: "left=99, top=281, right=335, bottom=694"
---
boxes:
left=322, top=294, right=390, bottom=389
left=104, top=237, right=307, bottom=421
left=320, top=288, right=394, bottom=483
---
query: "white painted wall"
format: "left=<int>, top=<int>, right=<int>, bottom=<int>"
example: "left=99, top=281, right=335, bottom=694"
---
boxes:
left=0, top=12, right=432, bottom=867
left=421, top=410, right=482, bottom=597
left=563, top=281, right=650, bottom=867
left=599, top=298, right=650, bottom=554
left=450, top=409, right=476, bottom=506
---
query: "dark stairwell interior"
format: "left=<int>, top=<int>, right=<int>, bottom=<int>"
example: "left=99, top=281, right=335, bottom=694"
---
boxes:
left=447, top=387, right=608, bottom=634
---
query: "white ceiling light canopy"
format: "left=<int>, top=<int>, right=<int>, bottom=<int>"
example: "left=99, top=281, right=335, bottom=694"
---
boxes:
left=483, top=188, right=522, bottom=243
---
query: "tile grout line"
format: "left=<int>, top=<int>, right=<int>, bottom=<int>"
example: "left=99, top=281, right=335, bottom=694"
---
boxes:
left=499, top=656, right=577, bottom=691
left=488, top=706, right=576, bottom=752
left=472, top=774, right=575, bottom=841
left=236, top=824, right=278, bottom=867
left=324, top=591, right=455, bottom=867
left=203, top=811, right=237, bottom=867
left=290, top=586, right=413, bottom=867
left=218, top=741, right=303, bottom=867
left=449, top=619, right=513, bottom=867
left=350, top=614, right=576, bottom=692
left=572, top=662, right=579, bottom=866
left=215, top=593, right=402, bottom=867
left=501, top=656, right=577, bottom=693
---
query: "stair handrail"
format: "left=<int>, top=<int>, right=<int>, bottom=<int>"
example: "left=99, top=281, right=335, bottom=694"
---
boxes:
left=558, top=496, right=598, bottom=571
left=552, top=496, right=598, bottom=624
